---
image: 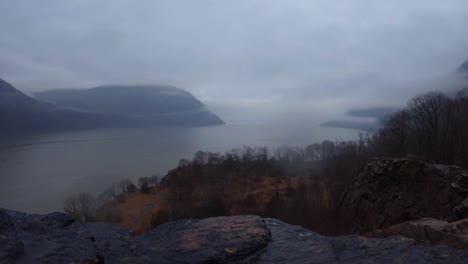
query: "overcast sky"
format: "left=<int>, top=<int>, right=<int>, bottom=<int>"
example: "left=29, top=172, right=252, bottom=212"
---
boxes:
left=1, top=0, right=468, bottom=123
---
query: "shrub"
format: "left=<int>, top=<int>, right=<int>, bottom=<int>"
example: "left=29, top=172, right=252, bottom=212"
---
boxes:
left=126, top=183, right=137, bottom=193
left=64, top=192, right=97, bottom=222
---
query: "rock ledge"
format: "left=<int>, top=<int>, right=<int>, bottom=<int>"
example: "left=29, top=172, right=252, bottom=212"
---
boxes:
left=1, top=209, right=468, bottom=263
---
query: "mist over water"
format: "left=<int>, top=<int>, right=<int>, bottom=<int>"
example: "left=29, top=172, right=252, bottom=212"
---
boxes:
left=0, top=123, right=356, bottom=213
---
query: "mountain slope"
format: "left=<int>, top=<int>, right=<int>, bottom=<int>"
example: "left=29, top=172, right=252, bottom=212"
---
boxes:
left=458, top=60, right=468, bottom=73
left=35, top=85, right=204, bottom=115
left=457, top=60, right=468, bottom=79
left=0, top=78, right=51, bottom=112
left=322, top=60, right=468, bottom=131
left=0, top=79, right=134, bottom=132
left=35, top=85, right=224, bottom=126
left=0, top=79, right=224, bottom=133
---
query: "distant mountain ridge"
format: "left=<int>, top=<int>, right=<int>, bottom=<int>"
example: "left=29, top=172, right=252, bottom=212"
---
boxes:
left=320, top=119, right=379, bottom=132
left=0, top=78, right=51, bottom=111
left=458, top=60, right=468, bottom=79
left=322, top=60, right=468, bottom=131
left=35, top=85, right=205, bottom=115
left=0, top=79, right=224, bottom=133
left=458, top=60, right=468, bottom=72
left=347, top=107, right=398, bottom=121
left=35, top=85, right=224, bottom=126
left=0, top=78, right=96, bottom=132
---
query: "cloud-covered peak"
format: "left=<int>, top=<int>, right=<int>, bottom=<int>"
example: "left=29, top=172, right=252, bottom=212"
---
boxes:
left=1, top=1, right=468, bottom=123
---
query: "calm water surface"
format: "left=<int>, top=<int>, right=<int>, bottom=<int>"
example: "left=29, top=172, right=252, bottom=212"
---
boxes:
left=0, top=123, right=357, bottom=213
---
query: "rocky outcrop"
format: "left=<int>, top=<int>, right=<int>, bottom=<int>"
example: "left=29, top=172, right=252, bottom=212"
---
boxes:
left=0, top=209, right=135, bottom=263
left=257, top=218, right=468, bottom=264
left=135, top=215, right=271, bottom=263
left=2, top=209, right=468, bottom=264
left=0, top=210, right=270, bottom=264
left=365, top=218, right=468, bottom=249
left=339, top=159, right=468, bottom=233
left=0, top=210, right=23, bottom=263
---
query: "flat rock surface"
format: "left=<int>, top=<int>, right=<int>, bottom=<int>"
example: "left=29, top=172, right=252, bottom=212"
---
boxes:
left=1, top=209, right=468, bottom=264
left=135, top=215, right=271, bottom=263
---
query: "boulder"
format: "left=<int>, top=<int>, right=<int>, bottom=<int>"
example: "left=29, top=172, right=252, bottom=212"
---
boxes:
left=256, top=218, right=468, bottom=264
left=2, top=208, right=468, bottom=263
left=365, top=217, right=468, bottom=249
left=0, top=209, right=133, bottom=263
left=0, top=210, right=271, bottom=264
left=0, top=210, right=23, bottom=263
left=339, top=159, right=468, bottom=233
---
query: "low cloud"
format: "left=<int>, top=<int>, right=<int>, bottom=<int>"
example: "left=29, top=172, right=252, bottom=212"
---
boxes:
left=1, top=0, right=468, bottom=123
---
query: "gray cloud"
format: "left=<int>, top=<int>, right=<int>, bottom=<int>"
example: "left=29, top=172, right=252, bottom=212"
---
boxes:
left=1, top=0, right=468, bottom=123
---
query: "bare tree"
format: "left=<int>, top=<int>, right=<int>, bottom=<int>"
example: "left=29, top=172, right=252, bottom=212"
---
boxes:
left=98, top=185, right=118, bottom=201
left=117, top=178, right=134, bottom=194
left=376, top=110, right=411, bottom=157
left=64, top=192, right=97, bottom=221
left=138, top=176, right=151, bottom=193
left=407, top=92, right=448, bottom=161
left=148, top=174, right=161, bottom=187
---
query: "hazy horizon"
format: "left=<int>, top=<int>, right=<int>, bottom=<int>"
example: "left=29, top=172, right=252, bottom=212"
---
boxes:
left=1, top=1, right=468, bottom=124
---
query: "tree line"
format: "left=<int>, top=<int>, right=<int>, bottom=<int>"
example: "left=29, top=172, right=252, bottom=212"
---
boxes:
left=64, top=87, right=468, bottom=234
left=375, top=88, right=468, bottom=167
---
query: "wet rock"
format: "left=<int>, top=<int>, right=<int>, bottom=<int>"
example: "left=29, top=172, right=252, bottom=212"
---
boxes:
left=1, top=210, right=271, bottom=264
left=2, top=208, right=468, bottom=263
left=135, top=215, right=271, bottom=264
left=0, top=210, right=14, bottom=231
left=365, top=218, right=468, bottom=249
left=1, top=209, right=133, bottom=264
left=0, top=210, right=24, bottom=264
left=255, top=218, right=468, bottom=264
left=340, top=159, right=468, bottom=233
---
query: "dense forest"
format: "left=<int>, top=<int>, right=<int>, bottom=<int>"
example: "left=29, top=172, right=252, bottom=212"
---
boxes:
left=66, top=87, right=468, bottom=234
